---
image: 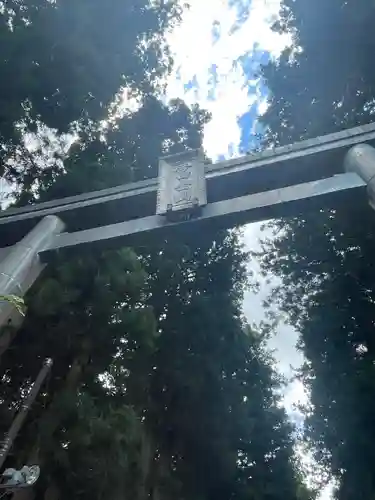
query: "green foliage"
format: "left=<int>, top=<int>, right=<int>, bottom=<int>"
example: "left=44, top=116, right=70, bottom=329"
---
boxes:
left=258, top=0, right=375, bottom=498
left=47, top=393, right=145, bottom=500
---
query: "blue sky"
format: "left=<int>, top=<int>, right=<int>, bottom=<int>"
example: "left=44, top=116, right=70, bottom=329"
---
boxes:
left=163, top=1, right=333, bottom=497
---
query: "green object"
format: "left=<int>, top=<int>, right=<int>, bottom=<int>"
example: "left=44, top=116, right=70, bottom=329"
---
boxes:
left=0, top=295, right=25, bottom=316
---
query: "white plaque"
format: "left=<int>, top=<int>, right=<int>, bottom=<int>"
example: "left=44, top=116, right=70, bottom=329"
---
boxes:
left=157, top=149, right=207, bottom=220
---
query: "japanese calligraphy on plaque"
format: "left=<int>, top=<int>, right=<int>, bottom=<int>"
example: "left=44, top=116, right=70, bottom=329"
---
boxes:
left=157, top=149, right=207, bottom=221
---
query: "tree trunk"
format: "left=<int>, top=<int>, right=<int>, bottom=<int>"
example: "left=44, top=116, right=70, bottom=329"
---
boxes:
left=137, top=428, right=152, bottom=500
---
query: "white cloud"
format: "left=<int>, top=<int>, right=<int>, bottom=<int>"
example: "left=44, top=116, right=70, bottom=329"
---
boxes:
left=166, top=0, right=289, bottom=158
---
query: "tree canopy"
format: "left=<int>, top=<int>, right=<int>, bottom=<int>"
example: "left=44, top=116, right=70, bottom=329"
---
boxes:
left=258, top=0, right=375, bottom=498
left=0, top=0, right=180, bottom=196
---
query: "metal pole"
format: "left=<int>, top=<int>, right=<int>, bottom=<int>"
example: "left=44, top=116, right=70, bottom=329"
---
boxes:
left=0, top=358, right=53, bottom=469
left=0, top=215, right=65, bottom=332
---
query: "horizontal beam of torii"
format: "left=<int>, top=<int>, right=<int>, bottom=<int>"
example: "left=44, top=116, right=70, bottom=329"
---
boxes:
left=0, top=122, right=375, bottom=329
left=1, top=121, right=375, bottom=245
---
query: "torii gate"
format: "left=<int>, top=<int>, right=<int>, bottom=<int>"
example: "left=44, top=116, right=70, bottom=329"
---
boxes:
left=0, top=123, right=375, bottom=489
left=0, top=122, right=375, bottom=333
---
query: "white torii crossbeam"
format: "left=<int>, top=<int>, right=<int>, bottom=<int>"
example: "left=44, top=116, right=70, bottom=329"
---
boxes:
left=0, top=122, right=375, bottom=330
